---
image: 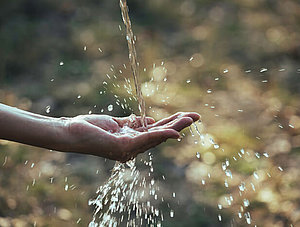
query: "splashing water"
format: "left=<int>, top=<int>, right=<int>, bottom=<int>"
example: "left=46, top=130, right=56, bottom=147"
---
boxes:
left=89, top=153, right=164, bottom=226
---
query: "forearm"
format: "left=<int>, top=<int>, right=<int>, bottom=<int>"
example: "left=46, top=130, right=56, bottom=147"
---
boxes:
left=0, top=103, right=69, bottom=151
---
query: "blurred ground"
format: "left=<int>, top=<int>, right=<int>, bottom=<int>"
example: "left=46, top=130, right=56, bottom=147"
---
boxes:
left=0, top=0, right=299, bottom=226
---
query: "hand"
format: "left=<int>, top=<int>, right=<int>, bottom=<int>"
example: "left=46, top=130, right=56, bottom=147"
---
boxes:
left=65, top=112, right=200, bottom=162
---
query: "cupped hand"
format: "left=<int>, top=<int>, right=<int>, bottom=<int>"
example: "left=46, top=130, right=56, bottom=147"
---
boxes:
left=65, top=112, right=200, bottom=162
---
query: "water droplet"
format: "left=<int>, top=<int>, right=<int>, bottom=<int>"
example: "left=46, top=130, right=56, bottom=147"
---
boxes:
left=108, top=104, right=113, bottom=111
left=225, top=170, right=233, bottom=179
left=239, top=182, right=246, bottom=192
left=278, top=166, right=283, bottom=171
left=65, top=184, right=69, bottom=191
left=253, top=171, right=259, bottom=180
left=224, top=180, right=229, bottom=188
left=289, top=124, right=295, bottom=128
left=218, top=214, right=222, bottom=221
left=251, top=183, right=256, bottom=191
left=170, top=210, right=174, bottom=218
left=260, top=68, right=267, bottom=73
left=77, top=95, right=81, bottom=99
left=263, top=152, right=269, bottom=158
left=223, top=69, right=228, bottom=73
left=240, top=148, right=245, bottom=154
left=245, top=212, right=251, bottom=224
left=45, top=106, right=51, bottom=113
left=243, top=199, right=250, bottom=207
left=59, top=61, right=64, bottom=66
left=222, top=162, right=227, bottom=171
left=186, top=79, right=191, bottom=83
left=196, top=152, right=200, bottom=159
left=207, top=89, right=212, bottom=94
left=151, top=179, right=155, bottom=185
left=225, top=159, right=230, bottom=166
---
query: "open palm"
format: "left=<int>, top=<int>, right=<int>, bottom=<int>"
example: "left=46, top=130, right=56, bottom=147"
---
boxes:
left=67, top=112, right=200, bottom=162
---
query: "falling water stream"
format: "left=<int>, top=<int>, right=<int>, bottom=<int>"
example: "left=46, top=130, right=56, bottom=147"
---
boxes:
left=119, top=0, right=147, bottom=129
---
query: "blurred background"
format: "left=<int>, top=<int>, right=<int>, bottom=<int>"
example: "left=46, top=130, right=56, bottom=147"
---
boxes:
left=0, top=0, right=299, bottom=226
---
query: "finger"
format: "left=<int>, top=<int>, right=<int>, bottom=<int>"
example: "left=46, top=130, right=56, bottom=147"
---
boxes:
left=149, top=112, right=200, bottom=128
left=135, top=116, right=156, bottom=127
left=149, top=112, right=182, bottom=127
left=154, top=117, right=194, bottom=132
left=127, top=129, right=180, bottom=152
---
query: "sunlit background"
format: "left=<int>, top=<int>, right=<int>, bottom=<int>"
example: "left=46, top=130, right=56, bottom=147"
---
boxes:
left=0, top=0, right=299, bottom=226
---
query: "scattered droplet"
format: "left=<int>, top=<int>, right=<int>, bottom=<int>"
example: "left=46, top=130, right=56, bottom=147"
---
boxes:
left=65, top=184, right=69, bottom=191
left=245, top=212, right=251, bottom=224
left=289, top=124, right=295, bottom=128
left=253, top=171, right=259, bottom=180
left=263, top=152, right=269, bottom=158
left=59, top=61, right=64, bottom=66
left=225, top=169, right=233, bottom=179
left=243, top=199, right=250, bottom=207
left=239, top=182, right=246, bottom=192
left=218, top=214, right=222, bottom=221
left=240, top=148, right=245, bottom=155
left=45, top=106, right=51, bottom=113
left=170, top=210, right=174, bottom=218
left=260, top=68, right=267, bottom=73
left=108, top=104, right=113, bottom=111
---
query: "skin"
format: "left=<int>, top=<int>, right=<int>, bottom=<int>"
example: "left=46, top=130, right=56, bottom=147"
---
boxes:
left=0, top=103, right=200, bottom=162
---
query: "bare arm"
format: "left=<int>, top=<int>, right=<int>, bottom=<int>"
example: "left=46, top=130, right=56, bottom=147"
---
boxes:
left=0, top=103, right=69, bottom=151
left=0, top=103, right=200, bottom=162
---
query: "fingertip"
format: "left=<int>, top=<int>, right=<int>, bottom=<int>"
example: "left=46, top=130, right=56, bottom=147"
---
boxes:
left=146, top=117, right=156, bottom=124
left=188, top=112, right=201, bottom=121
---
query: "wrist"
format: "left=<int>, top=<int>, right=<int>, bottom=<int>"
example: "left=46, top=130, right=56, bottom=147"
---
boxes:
left=49, top=117, right=74, bottom=152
